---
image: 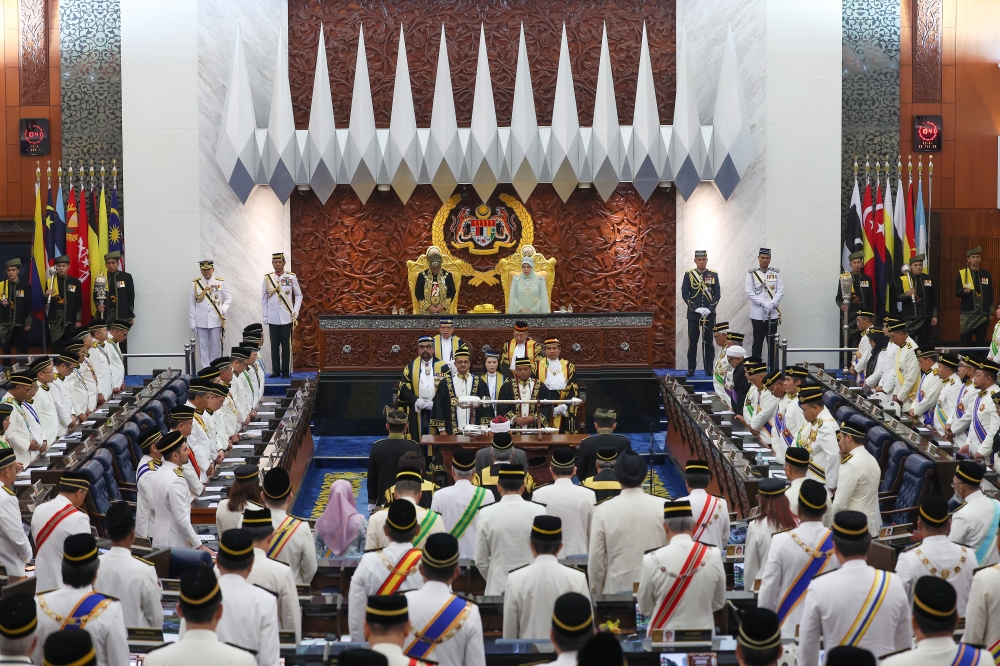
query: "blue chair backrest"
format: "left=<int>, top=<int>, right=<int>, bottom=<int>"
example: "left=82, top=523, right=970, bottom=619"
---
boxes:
left=143, top=400, right=167, bottom=434
left=880, top=441, right=913, bottom=493
left=104, top=434, right=136, bottom=484
left=865, top=426, right=896, bottom=470
left=80, top=461, right=110, bottom=516
left=823, top=391, right=843, bottom=414
left=948, top=496, right=963, bottom=513
left=835, top=405, right=857, bottom=424
left=169, top=549, right=213, bottom=579
left=889, top=454, right=937, bottom=524
left=177, top=375, right=193, bottom=389
left=158, top=391, right=177, bottom=411
left=166, top=379, right=187, bottom=396
left=848, top=413, right=877, bottom=433
left=132, top=412, right=155, bottom=434
left=92, top=448, right=122, bottom=502
left=121, top=422, right=142, bottom=464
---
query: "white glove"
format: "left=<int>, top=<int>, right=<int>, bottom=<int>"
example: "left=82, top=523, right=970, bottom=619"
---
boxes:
left=414, top=398, right=431, bottom=411
left=695, top=308, right=711, bottom=317
left=553, top=404, right=568, bottom=416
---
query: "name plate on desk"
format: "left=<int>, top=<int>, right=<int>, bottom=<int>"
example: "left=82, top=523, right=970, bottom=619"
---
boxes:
left=127, top=627, right=164, bottom=645
left=279, top=630, right=297, bottom=647
left=297, top=584, right=312, bottom=601
left=649, top=628, right=713, bottom=645
left=879, top=523, right=912, bottom=538
left=160, top=579, right=180, bottom=595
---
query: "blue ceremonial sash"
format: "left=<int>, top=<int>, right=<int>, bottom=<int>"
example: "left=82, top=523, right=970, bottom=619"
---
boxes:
left=841, top=571, right=891, bottom=646
left=404, top=595, right=468, bottom=659
left=952, top=643, right=984, bottom=666
left=973, top=395, right=988, bottom=442
left=923, top=405, right=934, bottom=427
left=957, top=386, right=968, bottom=418
left=976, top=500, right=1000, bottom=564
left=776, top=530, right=834, bottom=625
left=60, top=592, right=110, bottom=630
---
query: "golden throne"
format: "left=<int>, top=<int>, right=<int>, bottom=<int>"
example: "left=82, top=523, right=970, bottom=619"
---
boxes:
left=498, top=245, right=556, bottom=312
left=407, top=247, right=463, bottom=314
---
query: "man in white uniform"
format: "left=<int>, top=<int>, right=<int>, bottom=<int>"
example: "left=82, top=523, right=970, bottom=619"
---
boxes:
left=29, top=357, right=59, bottom=445
left=966, top=358, right=1000, bottom=460
left=542, top=593, right=596, bottom=666
left=239, top=508, right=302, bottom=642
left=531, top=449, right=596, bottom=556
left=367, top=468, right=446, bottom=551
left=797, top=510, right=911, bottom=666
left=364, top=595, right=432, bottom=666
left=963, top=544, right=1000, bottom=657
left=773, top=367, right=807, bottom=463
left=106, top=320, right=128, bottom=392
left=262, top=467, right=318, bottom=585
left=949, top=460, right=1000, bottom=567
left=0, top=593, right=40, bottom=663
left=29, top=470, right=92, bottom=591
left=94, top=501, right=163, bottom=629
left=830, top=421, right=881, bottom=536
left=744, top=248, right=784, bottom=371
left=503, top=516, right=590, bottom=639
left=887, top=320, right=920, bottom=411
left=734, top=609, right=784, bottom=666
left=711, top=322, right=732, bottom=408
left=678, top=460, right=730, bottom=551
left=430, top=449, right=494, bottom=559
left=0, top=448, right=31, bottom=580
left=946, top=355, right=978, bottom=450
left=135, top=429, right=163, bottom=540
left=261, top=252, right=302, bottom=378
left=50, top=354, right=79, bottom=434
left=935, top=353, right=963, bottom=438
left=189, top=259, right=231, bottom=370
left=86, top=320, right=113, bottom=401
left=432, top=318, right=463, bottom=367
left=150, top=432, right=211, bottom=551
left=910, top=347, right=944, bottom=431
left=851, top=310, right=876, bottom=381
left=3, top=372, right=45, bottom=466
left=793, top=383, right=841, bottom=491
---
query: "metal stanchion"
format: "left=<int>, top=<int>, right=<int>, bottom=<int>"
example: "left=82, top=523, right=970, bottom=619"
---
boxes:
left=183, top=343, right=191, bottom=374
left=779, top=338, right=789, bottom=372
left=190, top=338, right=197, bottom=375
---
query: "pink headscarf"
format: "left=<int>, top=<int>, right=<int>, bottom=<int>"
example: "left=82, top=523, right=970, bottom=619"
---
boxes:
left=315, top=479, right=366, bottom=556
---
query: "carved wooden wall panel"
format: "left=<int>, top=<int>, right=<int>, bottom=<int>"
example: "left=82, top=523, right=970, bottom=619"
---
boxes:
left=913, top=0, right=942, bottom=102
left=18, top=0, right=48, bottom=105
left=288, top=0, right=676, bottom=369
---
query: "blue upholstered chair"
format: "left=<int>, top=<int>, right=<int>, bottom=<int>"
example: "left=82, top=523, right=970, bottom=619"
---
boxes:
left=92, top=448, right=122, bottom=502
left=835, top=405, right=856, bottom=424
left=143, top=399, right=167, bottom=435
left=169, top=549, right=213, bottom=579
left=120, top=421, right=142, bottom=466
left=864, top=426, right=896, bottom=470
left=823, top=390, right=844, bottom=414
left=104, top=434, right=137, bottom=494
left=880, top=454, right=937, bottom=525
left=879, top=441, right=913, bottom=495
left=158, top=390, right=177, bottom=411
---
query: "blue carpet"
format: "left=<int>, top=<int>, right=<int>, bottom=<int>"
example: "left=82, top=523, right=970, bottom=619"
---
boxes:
left=291, top=458, right=372, bottom=521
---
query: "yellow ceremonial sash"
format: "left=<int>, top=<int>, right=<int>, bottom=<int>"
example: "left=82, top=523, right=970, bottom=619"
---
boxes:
left=840, top=570, right=891, bottom=646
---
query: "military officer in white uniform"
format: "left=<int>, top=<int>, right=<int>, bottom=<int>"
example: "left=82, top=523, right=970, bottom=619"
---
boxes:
left=895, top=495, right=976, bottom=617
left=797, top=511, right=912, bottom=666
left=261, top=252, right=302, bottom=378
left=830, top=421, right=881, bottom=536
left=793, top=383, right=841, bottom=490
left=950, top=460, right=1000, bottom=566
left=588, top=451, right=666, bottom=595
left=367, top=468, right=446, bottom=551
left=503, top=516, right=591, bottom=639
left=887, top=320, right=920, bottom=411
left=0, top=449, right=31, bottom=579
left=474, top=464, right=546, bottom=596
left=29, top=470, right=92, bottom=592
left=261, top=467, right=318, bottom=586
left=758, top=480, right=840, bottom=638
left=678, top=460, right=730, bottom=551
left=531, top=449, right=596, bottom=557
left=430, top=449, right=494, bottom=559
left=403, top=534, right=485, bottom=666
left=94, top=502, right=163, bottom=629
left=710, top=322, right=732, bottom=407
left=744, top=248, right=784, bottom=371
left=190, top=260, right=231, bottom=370
left=33, top=534, right=130, bottom=666
left=185, top=529, right=279, bottom=666
left=150, top=433, right=210, bottom=551
left=910, top=347, right=944, bottom=430
left=934, top=353, right=963, bottom=438
left=240, top=507, right=302, bottom=642
left=637, top=500, right=727, bottom=633
left=349, top=501, right=426, bottom=642
left=145, top=567, right=257, bottom=666
left=29, top=357, right=59, bottom=445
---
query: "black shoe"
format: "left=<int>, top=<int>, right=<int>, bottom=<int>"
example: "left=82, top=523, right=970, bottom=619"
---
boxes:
left=269, top=372, right=281, bottom=378
left=686, top=369, right=695, bottom=377
left=281, top=373, right=290, bottom=379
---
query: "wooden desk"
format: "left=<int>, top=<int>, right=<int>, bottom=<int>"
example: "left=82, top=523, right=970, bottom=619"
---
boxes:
left=422, top=434, right=587, bottom=485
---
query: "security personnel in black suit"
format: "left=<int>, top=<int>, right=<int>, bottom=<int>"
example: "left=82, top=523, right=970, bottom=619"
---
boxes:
left=681, top=250, right=721, bottom=377
left=836, top=250, right=874, bottom=349
left=0, top=258, right=30, bottom=368
left=956, top=246, right=994, bottom=343
left=582, top=448, right=623, bottom=502
left=366, top=408, right=420, bottom=509
left=98, top=251, right=134, bottom=358
left=47, top=255, right=83, bottom=347
left=575, top=408, right=632, bottom=480
left=897, top=254, right=937, bottom=346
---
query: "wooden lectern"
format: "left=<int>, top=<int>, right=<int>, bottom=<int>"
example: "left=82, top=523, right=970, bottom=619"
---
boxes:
left=422, top=433, right=587, bottom=485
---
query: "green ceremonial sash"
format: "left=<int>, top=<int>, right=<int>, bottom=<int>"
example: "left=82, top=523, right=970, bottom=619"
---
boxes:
left=414, top=510, right=439, bottom=546
left=450, top=487, right=487, bottom=539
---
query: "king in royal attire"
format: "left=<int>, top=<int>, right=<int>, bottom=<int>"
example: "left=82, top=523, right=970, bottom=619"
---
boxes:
left=414, top=246, right=456, bottom=315
left=430, top=348, right=481, bottom=434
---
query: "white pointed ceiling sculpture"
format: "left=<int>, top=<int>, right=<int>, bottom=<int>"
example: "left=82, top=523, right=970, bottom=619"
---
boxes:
left=548, top=24, right=581, bottom=203
left=669, top=23, right=708, bottom=201
left=425, top=24, right=462, bottom=203
left=346, top=25, right=379, bottom=204
left=386, top=25, right=420, bottom=204
left=467, top=25, right=501, bottom=202
left=216, top=26, right=259, bottom=205
left=509, top=24, right=541, bottom=202
left=711, top=26, right=753, bottom=200
left=589, top=24, right=623, bottom=202
left=629, top=22, right=664, bottom=202
left=306, top=26, right=339, bottom=204
left=264, top=34, right=299, bottom=203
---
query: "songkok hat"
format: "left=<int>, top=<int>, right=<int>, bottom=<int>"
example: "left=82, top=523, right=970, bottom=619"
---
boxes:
left=737, top=607, right=781, bottom=651
left=366, top=595, right=408, bottom=625
left=69, top=326, right=89, bottom=341
left=6, top=372, right=32, bottom=387
left=956, top=460, right=985, bottom=485
left=832, top=510, right=870, bottom=540
left=593, top=408, right=616, bottom=421
left=104, top=251, right=121, bottom=260
left=197, top=365, right=220, bottom=379
left=386, top=499, right=417, bottom=532
left=0, top=593, right=36, bottom=639
left=726, top=345, right=746, bottom=358
left=187, top=378, right=215, bottom=394
left=663, top=500, right=693, bottom=518
left=909, top=254, right=926, bottom=264
left=685, top=460, right=711, bottom=475
left=915, top=346, right=937, bottom=359
left=758, top=478, right=788, bottom=497
left=967, top=246, right=983, bottom=257
left=797, top=384, right=825, bottom=404
left=218, top=528, right=255, bottom=560
left=614, top=451, right=647, bottom=486
left=234, top=464, right=259, bottom=481
left=86, top=318, right=107, bottom=331
left=839, top=420, right=867, bottom=439
left=54, top=255, right=70, bottom=265
left=438, top=318, right=453, bottom=326
left=758, top=248, right=771, bottom=256
left=746, top=362, right=767, bottom=375
left=417, top=335, right=433, bottom=344
left=712, top=321, right=729, bottom=332
left=887, top=320, right=908, bottom=332
left=171, top=405, right=195, bottom=421
left=938, top=353, right=960, bottom=369
left=798, top=478, right=828, bottom=510
left=157, top=431, right=185, bottom=456
left=490, top=416, right=510, bottom=433
left=597, top=447, right=618, bottom=462
left=28, top=356, right=52, bottom=374
left=551, top=448, right=576, bottom=470
left=763, top=370, right=782, bottom=387
left=919, top=494, right=950, bottom=526
left=58, top=470, right=90, bottom=493
left=263, top=467, right=292, bottom=500
left=577, top=633, right=622, bottom=666
left=785, top=447, right=810, bottom=468
left=421, top=533, right=459, bottom=570
left=207, top=384, right=228, bottom=397
left=179, top=566, right=221, bottom=609
left=396, top=467, right=424, bottom=484
left=544, top=337, right=560, bottom=346
left=497, top=463, right=526, bottom=481
left=0, top=448, right=16, bottom=470
left=56, top=354, right=78, bottom=367
left=492, top=432, right=513, bottom=450
left=110, top=320, right=131, bottom=331
left=785, top=366, right=809, bottom=379
left=63, top=533, right=98, bottom=565
left=241, top=507, right=273, bottom=527
left=0, top=403, right=13, bottom=420
left=726, top=332, right=746, bottom=342
left=137, top=429, right=162, bottom=452
left=452, top=449, right=476, bottom=471
left=244, top=323, right=264, bottom=333
left=453, top=348, right=470, bottom=360
left=913, top=575, right=957, bottom=620
left=44, top=628, right=96, bottom=666
left=105, top=501, right=134, bottom=533
left=513, top=321, right=529, bottom=331
left=514, top=357, right=532, bottom=368
left=272, top=252, right=285, bottom=261
left=230, top=347, right=251, bottom=360
left=385, top=408, right=408, bottom=426
left=551, top=592, right=593, bottom=638
left=849, top=250, right=865, bottom=261
left=3, top=258, right=20, bottom=268
left=694, top=250, right=707, bottom=258
left=531, top=515, right=562, bottom=542
left=336, top=650, right=389, bottom=666
left=962, top=355, right=982, bottom=369
left=856, top=310, right=875, bottom=319
left=982, top=359, right=1000, bottom=374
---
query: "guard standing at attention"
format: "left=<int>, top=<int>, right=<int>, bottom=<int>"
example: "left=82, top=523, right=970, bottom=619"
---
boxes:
left=956, top=247, right=994, bottom=344
left=898, top=254, right=937, bottom=346
left=681, top=250, right=720, bottom=377
left=262, top=252, right=302, bottom=379
left=836, top=251, right=874, bottom=351
left=745, top=248, right=784, bottom=372
left=0, top=258, right=30, bottom=368
left=46, top=255, right=82, bottom=348
left=189, top=260, right=231, bottom=370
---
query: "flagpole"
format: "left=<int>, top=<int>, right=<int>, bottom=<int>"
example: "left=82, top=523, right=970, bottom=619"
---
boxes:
left=927, top=156, right=934, bottom=254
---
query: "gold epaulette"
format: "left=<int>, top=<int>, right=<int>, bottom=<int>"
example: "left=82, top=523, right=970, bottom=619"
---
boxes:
left=133, top=555, right=154, bottom=566
left=174, top=468, right=184, bottom=478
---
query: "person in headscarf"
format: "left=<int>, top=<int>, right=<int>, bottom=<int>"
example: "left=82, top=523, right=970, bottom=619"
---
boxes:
left=315, top=479, right=368, bottom=558
left=508, top=256, right=550, bottom=314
